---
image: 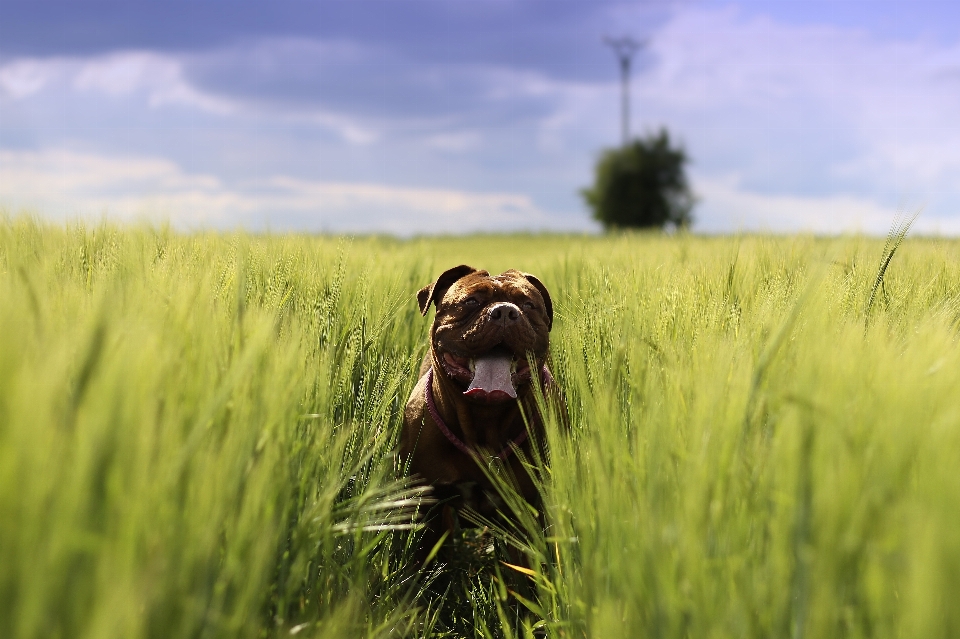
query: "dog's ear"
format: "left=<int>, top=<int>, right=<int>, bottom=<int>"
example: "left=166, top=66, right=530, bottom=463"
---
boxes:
left=417, top=265, right=478, bottom=316
left=522, top=272, right=553, bottom=330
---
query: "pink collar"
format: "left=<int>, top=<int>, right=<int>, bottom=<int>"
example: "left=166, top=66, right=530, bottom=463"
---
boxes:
left=424, top=365, right=551, bottom=460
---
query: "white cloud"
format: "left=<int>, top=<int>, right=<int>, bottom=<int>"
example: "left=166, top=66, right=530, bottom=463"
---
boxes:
left=0, top=150, right=241, bottom=226
left=0, top=52, right=236, bottom=114
left=425, top=131, right=482, bottom=152
left=0, top=50, right=383, bottom=144
left=692, top=172, right=909, bottom=234
left=262, top=175, right=548, bottom=233
left=693, top=171, right=960, bottom=235
left=0, top=149, right=553, bottom=234
left=0, top=58, right=58, bottom=98
left=639, top=6, right=960, bottom=200
left=300, top=110, right=380, bottom=145
left=72, top=52, right=236, bottom=114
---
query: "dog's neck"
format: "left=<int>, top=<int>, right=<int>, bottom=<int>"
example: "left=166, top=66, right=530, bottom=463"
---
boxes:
left=429, top=350, right=533, bottom=450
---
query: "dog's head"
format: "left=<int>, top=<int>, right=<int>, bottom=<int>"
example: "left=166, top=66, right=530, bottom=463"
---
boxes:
left=418, top=265, right=553, bottom=403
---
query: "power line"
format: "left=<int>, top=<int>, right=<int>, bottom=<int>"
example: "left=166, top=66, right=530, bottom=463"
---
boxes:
left=603, top=35, right=645, bottom=146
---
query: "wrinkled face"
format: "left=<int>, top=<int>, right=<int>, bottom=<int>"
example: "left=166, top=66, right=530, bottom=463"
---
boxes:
left=432, top=270, right=551, bottom=402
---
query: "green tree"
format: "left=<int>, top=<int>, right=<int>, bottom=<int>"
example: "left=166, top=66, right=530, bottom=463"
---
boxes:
left=582, top=128, right=695, bottom=230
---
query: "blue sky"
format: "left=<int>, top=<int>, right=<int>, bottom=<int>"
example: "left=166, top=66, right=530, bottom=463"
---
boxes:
left=1, top=0, right=959, bottom=234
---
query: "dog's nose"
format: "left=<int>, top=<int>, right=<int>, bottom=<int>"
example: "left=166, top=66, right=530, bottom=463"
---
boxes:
left=488, top=302, right=521, bottom=325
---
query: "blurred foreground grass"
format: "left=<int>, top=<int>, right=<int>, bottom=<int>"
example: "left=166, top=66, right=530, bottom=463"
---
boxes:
left=2, top=218, right=960, bottom=638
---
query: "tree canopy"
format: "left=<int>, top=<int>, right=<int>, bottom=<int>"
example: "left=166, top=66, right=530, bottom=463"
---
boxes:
left=582, top=129, right=695, bottom=230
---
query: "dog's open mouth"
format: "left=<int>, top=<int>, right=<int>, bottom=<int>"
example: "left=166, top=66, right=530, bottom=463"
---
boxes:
left=441, top=346, right=532, bottom=402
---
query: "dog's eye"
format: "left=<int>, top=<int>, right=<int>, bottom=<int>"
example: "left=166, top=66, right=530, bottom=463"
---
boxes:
left=522, top=301, right=535, bottom=310
left=464, top=297, right=479, bottom=307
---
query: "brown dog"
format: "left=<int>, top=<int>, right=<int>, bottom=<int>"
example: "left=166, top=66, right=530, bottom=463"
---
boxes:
left=399, top=265, right=557, bottom=563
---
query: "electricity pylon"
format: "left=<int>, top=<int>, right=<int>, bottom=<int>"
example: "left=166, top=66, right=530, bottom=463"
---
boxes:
left=603, top=36, right=645, bottom=146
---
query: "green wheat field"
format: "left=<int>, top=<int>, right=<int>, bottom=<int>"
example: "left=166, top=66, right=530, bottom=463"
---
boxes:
left=2, top=217, right=960, bottom=638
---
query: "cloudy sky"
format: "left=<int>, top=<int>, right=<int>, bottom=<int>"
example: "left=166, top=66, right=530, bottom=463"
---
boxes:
left=1, top=0, right=959, bottom=235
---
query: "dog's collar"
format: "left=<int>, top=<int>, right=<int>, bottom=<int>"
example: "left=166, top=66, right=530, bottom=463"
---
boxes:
left=424, top=365, right=553, bottom=460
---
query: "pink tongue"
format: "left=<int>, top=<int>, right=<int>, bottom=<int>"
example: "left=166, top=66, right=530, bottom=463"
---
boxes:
left=464, top=354, right=517, bottom=400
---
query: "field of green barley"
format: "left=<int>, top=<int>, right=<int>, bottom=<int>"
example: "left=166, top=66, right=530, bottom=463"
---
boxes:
left=3, top=216, right=960, bottom=639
